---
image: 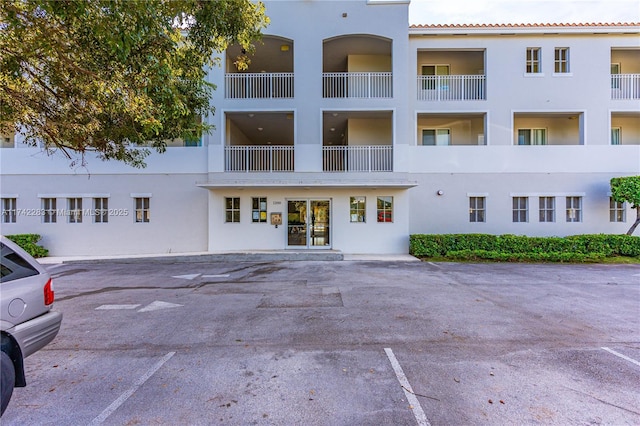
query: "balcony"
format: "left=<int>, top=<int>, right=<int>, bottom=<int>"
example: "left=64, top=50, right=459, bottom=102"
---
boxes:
left=611, top=49, right=640, bottom=100
left=417, top=75, right=486, bottom=101
left=323, top=72, right=393, bottom=98
left=611, top=74, right=640, bottom=100
left=225, top=73, right=294, bottom=99
left=225, top=146, right=294, bottom=172
left=225, top=36, right=294, bottom=99
left=323, top=146, right=392, bottom=172
left=323, top=35, right=392, bottom=99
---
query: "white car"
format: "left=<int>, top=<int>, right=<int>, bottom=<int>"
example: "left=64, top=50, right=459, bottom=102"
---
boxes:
left=1, top=236, right=63, bottom=416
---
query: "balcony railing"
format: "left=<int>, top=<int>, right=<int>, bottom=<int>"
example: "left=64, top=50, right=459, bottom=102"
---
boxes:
left=225, top=146, right=294, bottom=172
left=417, top=75, right=486, bottom=101
left=611, top=74, right=640, bottom=99
left=323, top=72, right=393, bottom=98
left=225, top=73, right=294, bottom=99
left=323, top=146, right=393, bottom=172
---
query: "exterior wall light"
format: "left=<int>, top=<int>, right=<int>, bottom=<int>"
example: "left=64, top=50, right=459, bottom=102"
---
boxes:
left=437, top=190, right=444, bottom=196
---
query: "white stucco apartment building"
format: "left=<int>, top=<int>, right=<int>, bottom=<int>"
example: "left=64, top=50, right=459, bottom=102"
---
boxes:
left=1, top=0, right=639, bottom=256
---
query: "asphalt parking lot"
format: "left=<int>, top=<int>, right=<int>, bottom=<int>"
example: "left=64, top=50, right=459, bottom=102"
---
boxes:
left=3, top=259, right=639, bottom=425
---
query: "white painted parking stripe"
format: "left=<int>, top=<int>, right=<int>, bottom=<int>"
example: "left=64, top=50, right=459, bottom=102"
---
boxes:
left=601, top=347, right=640, bottom=367
left=89, top=351, right=175, bottom=425
left=202, top=274, right=230, bottom=278
left=384, top=348, right=431, bottom=426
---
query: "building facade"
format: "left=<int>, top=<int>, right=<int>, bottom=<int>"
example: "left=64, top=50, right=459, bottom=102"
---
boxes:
left=1, top=0, right=639, bottom=256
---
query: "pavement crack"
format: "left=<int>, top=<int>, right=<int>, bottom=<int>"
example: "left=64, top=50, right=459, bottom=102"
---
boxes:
left=562, top=386, right=640, bottom=416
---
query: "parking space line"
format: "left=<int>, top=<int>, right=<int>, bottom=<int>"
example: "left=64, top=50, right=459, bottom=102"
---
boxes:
left=601, top=347, right=640, bottom=367
left=384, top=348, right=431, bottom=426
left=89, top=351, right=176, bottom=425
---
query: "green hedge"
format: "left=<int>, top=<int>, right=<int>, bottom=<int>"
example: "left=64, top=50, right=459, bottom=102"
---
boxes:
left=409, top=234, right=640, bottom=262
left=5, top=234, right=49, bottom=258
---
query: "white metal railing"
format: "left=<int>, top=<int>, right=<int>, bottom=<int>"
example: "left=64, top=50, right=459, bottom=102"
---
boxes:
left=322, top=146, right=393, bottom=172
left=322, top=72, right=393, bottom=98
left=611, top=74, right=640, bottom=99
left=225, top=146, right=294, bottom=172
left=417, top=75, right=486, bottom=101
left=225, top=73, right=294, bottom=98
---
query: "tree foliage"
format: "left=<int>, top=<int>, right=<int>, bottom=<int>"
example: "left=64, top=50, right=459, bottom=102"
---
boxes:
left=0, top=0, right=268, bottom=167
left=611, top=176, right=640, bottom=235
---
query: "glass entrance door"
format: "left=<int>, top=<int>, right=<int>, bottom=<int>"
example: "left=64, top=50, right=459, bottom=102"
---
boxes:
left=287, top=199, right=331, bottom=248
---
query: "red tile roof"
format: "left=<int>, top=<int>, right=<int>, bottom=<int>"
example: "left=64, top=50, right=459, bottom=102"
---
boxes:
left=410, top=22, right=640, bottom=28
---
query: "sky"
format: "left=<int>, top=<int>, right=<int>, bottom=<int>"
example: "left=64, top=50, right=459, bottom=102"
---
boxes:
left=408, top=0, right=640, bottom=25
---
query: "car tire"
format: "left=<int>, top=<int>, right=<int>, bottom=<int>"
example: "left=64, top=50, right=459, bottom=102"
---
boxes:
left=1, top=351, right=15, bottom=416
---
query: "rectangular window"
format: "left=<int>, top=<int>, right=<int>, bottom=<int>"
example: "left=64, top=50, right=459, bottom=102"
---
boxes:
left=610, top=198, right=626, bottom=222
left=225, top=197, right=240, bottom=223
left=611, top=127, right=621, bottom=145
left=350, top=196, right=366, bottom=223
left=68, top=197, right=82, bottom=223
left=566, top=196, right=582, bottom=222
left=1, top=198, right=16, bottom=223
left=135, top=197, right=150, bottom=223
left=0, top=132, right=15, bottom=148
left=252, top=197, right=267, bottom=223
left=512, top=197, right=528, bottom=223
left=554, top=48, right=569, bottom=73
left=539, top=197, right=555, bottom=222
left=42, top=198, right=57, bottom=223
left=422, top=129, right=451, bottom=146
left=469, top=197, right=485, bottom=222
left=526, top=48, right=541, bottom=73
left=94, top=197, right=109, bottom=223
left=377, top=196, right=393, bottom=223
left=421, top=64, right=450, bottom=89
left=518, top=129, right=546, bottom=145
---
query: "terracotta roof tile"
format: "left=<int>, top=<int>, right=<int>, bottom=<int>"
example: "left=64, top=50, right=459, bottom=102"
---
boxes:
left=410, top=22, right=640, bottom=29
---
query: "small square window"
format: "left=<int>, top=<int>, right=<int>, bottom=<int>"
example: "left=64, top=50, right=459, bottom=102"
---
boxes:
left=225, top=197, right=240, bottom=223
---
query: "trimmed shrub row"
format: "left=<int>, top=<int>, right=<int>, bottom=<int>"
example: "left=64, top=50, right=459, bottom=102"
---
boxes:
left=409, top=234, right=640, bottom=262
left=5, top=234, right=49, bottom=258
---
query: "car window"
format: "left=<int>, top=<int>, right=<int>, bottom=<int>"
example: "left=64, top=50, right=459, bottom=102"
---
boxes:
left=0, top=242, right=39, bottom=282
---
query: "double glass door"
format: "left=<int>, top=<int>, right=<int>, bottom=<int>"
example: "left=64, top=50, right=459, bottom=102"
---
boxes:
left=287, top=199, right=331, bottom=248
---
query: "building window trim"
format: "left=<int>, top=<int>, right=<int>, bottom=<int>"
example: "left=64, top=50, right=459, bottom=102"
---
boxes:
left=469, top=196, right=486, bottom=223
left=539, top=196, right=556, bottom=223
left=512, top=196, right=529, bottom=223
left=609, top=198, right=626, bottom=223
left=2, top=198, right=17, bottom=223
left=350, top=196, right=366, bottom=223
left=68, top=197, right=83, bottom=224
left=376, top=196, right=393, bottom=223
left=134, top=197, right=150, bottom=223
left=566, top=196, right=582, bottom=223
left=94, top=197, right=109, bottom=223
left=252, top=197, right=267, bottom=223
left=225, top=197, right=240, bottom=223
left=525, top=47, right=542, bottom=74
left=554, top=47, right=570, bottom=74
left=42, top=198, right=57, bottom=223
